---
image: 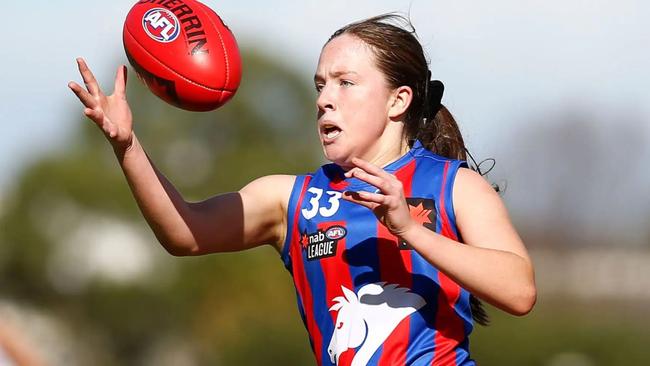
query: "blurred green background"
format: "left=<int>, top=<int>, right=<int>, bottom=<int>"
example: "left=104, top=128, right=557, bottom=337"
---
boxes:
left=1, top=1, right=649, bottom=365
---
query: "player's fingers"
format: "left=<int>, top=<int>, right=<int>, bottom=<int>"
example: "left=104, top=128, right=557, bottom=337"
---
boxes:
left=114, top=65, right=127, bottom=98
left=76, top=58, right=102, bottom=96
left=342, top=191, right=379, bottom=210
left=344, top=190, right=388, bottom=205
left=86, top=109, right=118, bottom=139
left=68, top=81, right=99, bottom=109
left=347, top=163, right=403, bottom=197
left=343, top=167, right=360, bottom=179
left=347, top=168, right=391, bottom=193
left=350, top=157, right=393, bottom=180
left=83, top=107, right=105, bottom=126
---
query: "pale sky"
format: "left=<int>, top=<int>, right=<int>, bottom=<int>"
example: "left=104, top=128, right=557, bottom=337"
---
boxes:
left=2, top=0, right=649, bottom=238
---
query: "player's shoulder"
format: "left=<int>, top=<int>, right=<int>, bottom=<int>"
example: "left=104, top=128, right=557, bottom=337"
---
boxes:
left=251, top=174, right=298, bottom=185
left=453, top=167, right=501, bottom=212
left=241, top=174, right=297, bottom=202
left=246, top=174, right=297, bottom=191
left=454, top=167, right=491, bottom=189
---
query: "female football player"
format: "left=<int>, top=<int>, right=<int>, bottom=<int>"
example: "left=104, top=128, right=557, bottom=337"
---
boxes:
left=69, top=14, right=535, bottom=366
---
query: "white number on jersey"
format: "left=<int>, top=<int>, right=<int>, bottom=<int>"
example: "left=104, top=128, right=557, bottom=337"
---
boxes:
left=301, top=187, right=342, bottom=219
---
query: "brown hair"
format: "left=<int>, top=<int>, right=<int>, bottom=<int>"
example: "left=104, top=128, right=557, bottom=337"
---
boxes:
left=328, top=14, right=467, bottom=160
left=328, top=14, right=489, bottom=325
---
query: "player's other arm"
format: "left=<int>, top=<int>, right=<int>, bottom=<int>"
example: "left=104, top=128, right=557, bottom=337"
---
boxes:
left=118, top=135, right=294, bottom=256
left=450, top=168, right=537, bottom=315
left=345, top=160, right=537, bottom=316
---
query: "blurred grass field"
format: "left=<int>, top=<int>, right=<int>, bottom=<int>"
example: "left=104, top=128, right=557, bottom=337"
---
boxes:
left=472, top=299, right=650, bottom=365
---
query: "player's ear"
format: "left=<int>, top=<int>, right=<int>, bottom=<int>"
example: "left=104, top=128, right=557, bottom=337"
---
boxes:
left=388, top=85, right=412, bottom=119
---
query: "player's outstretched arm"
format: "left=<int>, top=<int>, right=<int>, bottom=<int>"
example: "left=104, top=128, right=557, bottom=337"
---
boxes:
left=122, top=142, right=294, bottom=255
left=68, top=59, right=294, bottom=255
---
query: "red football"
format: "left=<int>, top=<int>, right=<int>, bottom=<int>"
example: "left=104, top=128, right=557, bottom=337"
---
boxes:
left=123, top=0, right=241, bottom=111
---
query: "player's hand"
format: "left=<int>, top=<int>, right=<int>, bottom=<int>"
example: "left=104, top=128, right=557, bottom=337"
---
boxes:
left=68, top=58, right=133, bottom=154
left=342, top=157, right=416, bottom=237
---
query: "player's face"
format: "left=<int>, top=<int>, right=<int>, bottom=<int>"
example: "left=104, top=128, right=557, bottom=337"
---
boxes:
left=314, top=34, right=398, bottom=169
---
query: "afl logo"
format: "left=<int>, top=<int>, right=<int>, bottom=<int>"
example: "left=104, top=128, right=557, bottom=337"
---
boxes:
left=142, top=8, right=180, bottom=43
left=325, top=226, right=347, bottom=240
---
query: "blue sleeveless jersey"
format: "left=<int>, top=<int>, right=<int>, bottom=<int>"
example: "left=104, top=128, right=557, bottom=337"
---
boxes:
left=280, top=141, right=475, bottom=366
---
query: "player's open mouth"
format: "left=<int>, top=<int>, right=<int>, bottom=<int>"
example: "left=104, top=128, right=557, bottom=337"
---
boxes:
left=322, top=125, right=342, bottom=141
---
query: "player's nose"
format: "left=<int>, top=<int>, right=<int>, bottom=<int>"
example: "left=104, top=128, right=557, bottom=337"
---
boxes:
left=316, top=84, right=336, bottom=112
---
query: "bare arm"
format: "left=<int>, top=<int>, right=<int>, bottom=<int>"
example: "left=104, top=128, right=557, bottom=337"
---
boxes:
left=401, top=168, right=536, bottom=315
left=68, top=58, right=293, bottom=255
left=120, top=136, right=294, bottom=255
left=343, top=159, right=536, bottom=316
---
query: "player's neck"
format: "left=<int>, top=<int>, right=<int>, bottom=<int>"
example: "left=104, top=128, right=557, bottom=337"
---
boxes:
left=368, top=137, right=410, bottom=168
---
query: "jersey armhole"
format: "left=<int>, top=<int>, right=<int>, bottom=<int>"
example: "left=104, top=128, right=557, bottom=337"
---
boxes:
left=446, top=160, right=468, bottom=243
left=279, top=175, right=308, bottom=270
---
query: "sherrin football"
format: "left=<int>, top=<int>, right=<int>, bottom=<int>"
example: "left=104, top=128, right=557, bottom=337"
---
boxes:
left=123, top=0, right=242, bottom=111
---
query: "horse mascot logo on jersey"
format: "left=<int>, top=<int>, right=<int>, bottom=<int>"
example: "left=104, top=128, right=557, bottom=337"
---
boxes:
left=327, top=283, right=426, bottom=365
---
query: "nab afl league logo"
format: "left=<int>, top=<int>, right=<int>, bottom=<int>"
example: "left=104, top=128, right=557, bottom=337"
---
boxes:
left=142, top=8, right=180, bottom=43
left=301, top=225, right=347, bottom=261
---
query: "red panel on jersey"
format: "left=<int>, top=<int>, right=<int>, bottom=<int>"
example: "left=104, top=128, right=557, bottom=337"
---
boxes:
left=431, top=161, right=464, bottom=365
left=318, top=220, right=356, bottom=365
left=378, top=160, right=416, bottom=365
left=289, top=177, right=325, bottom=364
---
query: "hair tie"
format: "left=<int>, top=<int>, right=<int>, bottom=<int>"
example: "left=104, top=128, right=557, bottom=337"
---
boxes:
left=423, top=70, right=444, bottom=120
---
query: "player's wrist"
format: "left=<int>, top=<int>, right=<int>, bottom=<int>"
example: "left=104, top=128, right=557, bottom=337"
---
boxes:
left=392, top=217, right=419, bottom=241
left=399, top=218, right=439, bottom=250
left=113, top=131, right=137, bottom=162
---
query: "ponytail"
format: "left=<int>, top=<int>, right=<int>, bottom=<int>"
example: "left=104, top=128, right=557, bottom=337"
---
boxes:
left=411, top=75, right=465, bottom=160
left=416, top=104, right=467, bottom=161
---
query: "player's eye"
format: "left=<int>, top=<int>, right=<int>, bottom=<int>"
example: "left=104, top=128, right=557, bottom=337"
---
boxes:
left=340, top=80, right=353, bottom=88
left=315, top=83, right=324, bottom=93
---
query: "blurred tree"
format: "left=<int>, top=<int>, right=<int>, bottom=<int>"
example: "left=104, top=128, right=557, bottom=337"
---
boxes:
left=501, top=105, right=650, bottom=249
left=0, top=50, right=321, bottom=365
left=469, top=104, right=650, bottom=365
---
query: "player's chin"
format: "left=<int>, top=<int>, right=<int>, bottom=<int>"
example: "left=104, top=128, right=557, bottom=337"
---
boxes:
left=322, top=145, right=353, bottom=169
